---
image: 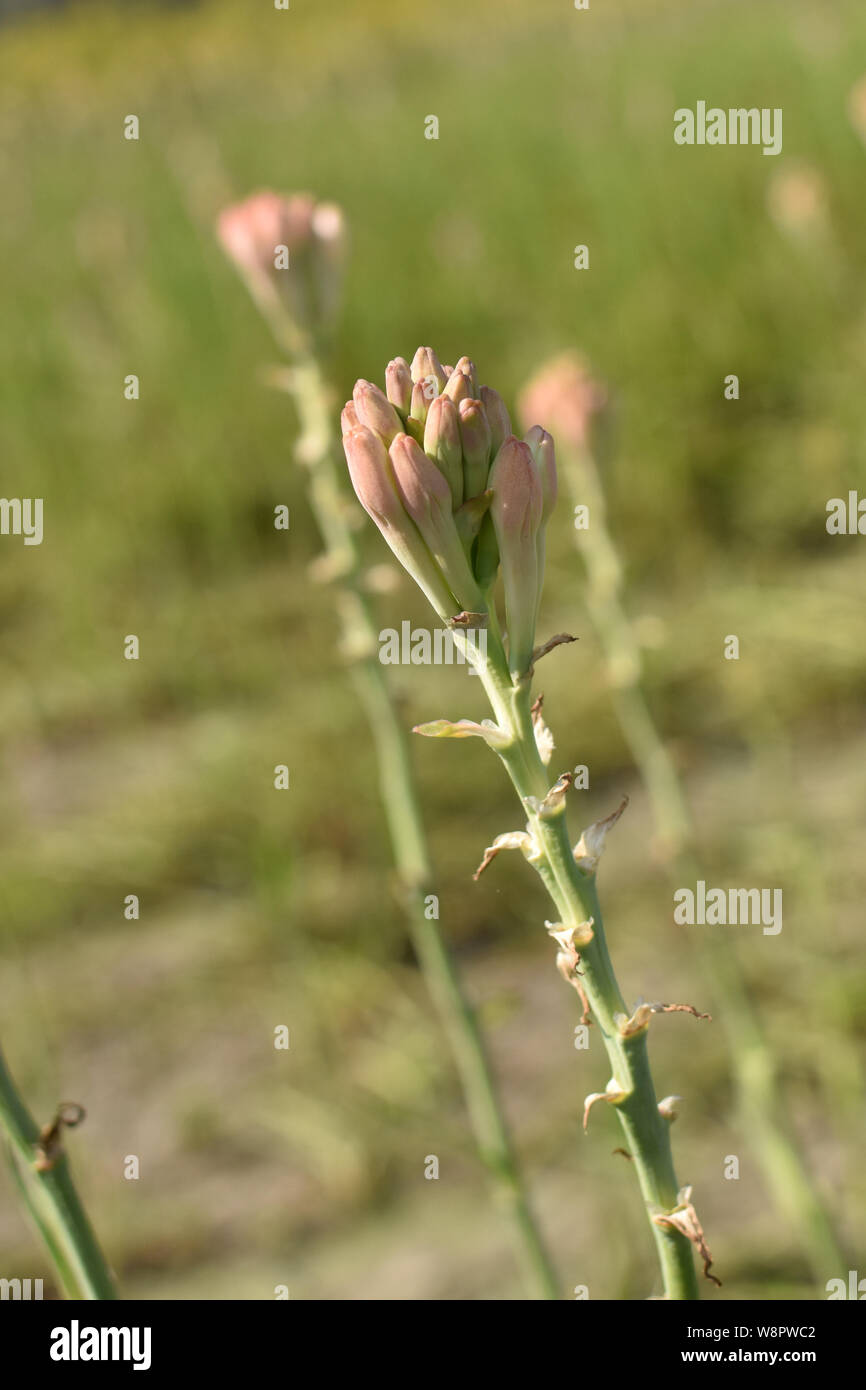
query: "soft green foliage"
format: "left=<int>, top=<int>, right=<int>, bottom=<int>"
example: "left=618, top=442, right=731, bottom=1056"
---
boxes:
left=0, top=0, right=863, bottom=1297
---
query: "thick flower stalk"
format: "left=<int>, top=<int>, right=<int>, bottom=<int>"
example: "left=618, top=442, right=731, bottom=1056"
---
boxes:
left=218, top=200, right=558, bottom=1298
left=343, top=350, right=704, bottom=1299
left=520, top=351, right=846, bottom=1284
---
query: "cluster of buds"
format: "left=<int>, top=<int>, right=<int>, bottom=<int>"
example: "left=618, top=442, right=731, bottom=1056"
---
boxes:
left=341, top=347, right=556, bottom=678
left=216, top=190, right=347, bottom=347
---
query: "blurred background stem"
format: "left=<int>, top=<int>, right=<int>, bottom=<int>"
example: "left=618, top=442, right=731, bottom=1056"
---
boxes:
left=560, top=438, right=846, bottom=1282
left=0, top=1044, right=117, bottom=1300
left=271, top=351, right=559, bottom=1299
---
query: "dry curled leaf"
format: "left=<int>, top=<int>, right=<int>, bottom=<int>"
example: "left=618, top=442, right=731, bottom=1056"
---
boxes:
left=573, top=796, right=629, bottom=873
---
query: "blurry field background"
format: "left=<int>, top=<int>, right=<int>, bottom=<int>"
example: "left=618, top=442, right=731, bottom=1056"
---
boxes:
left=0, top=0, right=864, bottom=1298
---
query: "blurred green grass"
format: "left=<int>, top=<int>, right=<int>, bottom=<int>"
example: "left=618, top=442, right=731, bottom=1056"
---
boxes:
left=0, top=0, right=864, bottom=1298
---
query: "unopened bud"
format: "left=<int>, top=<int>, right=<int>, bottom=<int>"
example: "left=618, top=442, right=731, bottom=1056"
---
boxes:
left=453, top=356, right=478, bottom=395
left=524, top=425, right=557, bottom=523
left=480, top=385, right=512, bottom=454
left=353, top=380, right=403, bottom=444
left=385, top=357, right=413, bottom=414
left=489, top=437, right=543, bottom=677
left=423, top=395, right=464, bottom=508
left=389, top=433, right=484, bottom=612
left=342, top=426, right=455, bottom=618
left=458, top=398, right=492, bottom=501
left=340, top=400, right=360, bottom=436
left=408, top=379, right=432, bottom=429
left=443, top=368, right=473, bottom=406
left=410, top=346, right=447, bottom=392
left=524, top=425, right=557, bottom=627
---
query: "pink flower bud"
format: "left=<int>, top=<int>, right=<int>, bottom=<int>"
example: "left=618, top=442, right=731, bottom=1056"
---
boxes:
left=423, top=395, right=464, bottom=508
left=480, top=385, right=512, bottom=455
left=217, top=191, right=315, bottom=284
left=353, top=380, right=403, bottom=444
left=443, top=368, right=473, bottom=406
left=524, top=425, right=557, bottom=523
left=489, top=437, right=544, bottom=677
left=523, top=425, right=557, bottom=631
left=340, top=400, right=360, bottom=436
left=518, top=353, right=606, bottom=455
left=458, top=398, right=492, bottom=501
left=409, top=379, right=432, bottom=429
left=342, top=426, right=455, bottom=618
left=453, top=356, right=478, bottom=395
left=385, top=357, right=413, bottom=414
left=389, top=433, right=484, bottom=612
left=410, top=346, right=447, bottom=392
left=217, top=190, right=346, bottom=338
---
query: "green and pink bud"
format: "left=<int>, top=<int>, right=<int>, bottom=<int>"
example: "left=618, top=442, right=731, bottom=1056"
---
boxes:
left=443, top=367, right=473, bottom=406
left=480, top=385, right=512, bottom=455
left=524, top=425, right=557, bottom=628
left=458, top=398, right=492, bottom=501
left=353, top=379, right=403, bottom=444
left=389, top=433, right=484, bottom=612
left=385, top=357, right=413, bottom=414
left=342, top=426, right=456, bottom=618
left=489, top=436, right=544, bottom=677
left=423, top=394, right=464, bottom=508
left=410, top=346, right=447, bottom=396
left=340, top=400, right=360, bottom=435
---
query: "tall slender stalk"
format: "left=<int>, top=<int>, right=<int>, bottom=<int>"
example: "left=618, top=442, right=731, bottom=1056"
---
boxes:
left=558, top=432, right=845, bottom=1281
left=0, top=1044, right=117, bottom=1300
left=444, top=615, right=699, bottom=1299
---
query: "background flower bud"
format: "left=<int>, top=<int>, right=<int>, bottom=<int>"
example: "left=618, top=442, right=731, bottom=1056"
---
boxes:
left=518, top=352, right=606, bottom=455
left=217, top=190, right=346, bottom=341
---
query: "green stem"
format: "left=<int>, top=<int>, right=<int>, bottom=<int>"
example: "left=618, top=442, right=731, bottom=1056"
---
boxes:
left=0, top=1045, right=117, bottom=1300
left=470, top=631, right=698, bottom=1299
left=563, top=441, right=846, bottom=1281
left=281, top=355, right=559, bottom=1300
